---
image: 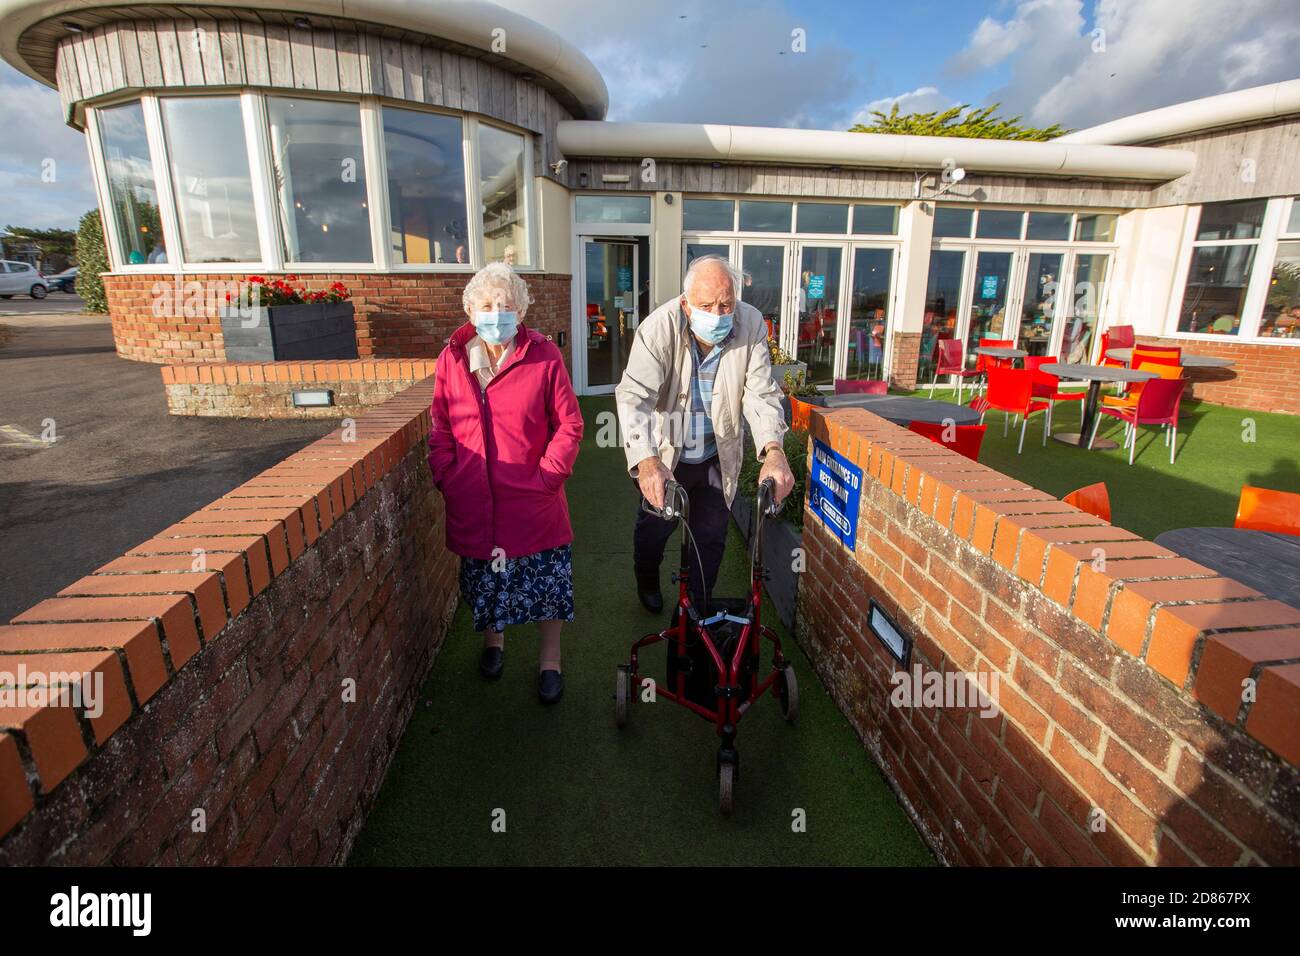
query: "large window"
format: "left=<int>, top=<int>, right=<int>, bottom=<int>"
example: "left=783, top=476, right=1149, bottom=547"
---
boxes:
left=96, top=101, right=165, bottom=265
left=1260, top=205, right=1300, bottom=339
left=159, top=96, right=260, bottom=263
left=267, top=97, right=372, bottom=263
left=382, top=106, right=467, bottom=265
left=1176, top=199, right=1266, bottom=335
left=683, top=198, right=734, bottom=231
left=739, top=200, right=792, bottom=232
left=478, top=124, right=529, bottom=266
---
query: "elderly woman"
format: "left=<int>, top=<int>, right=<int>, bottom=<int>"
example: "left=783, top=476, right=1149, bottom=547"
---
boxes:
left=427, top=263, right=583, bottom=703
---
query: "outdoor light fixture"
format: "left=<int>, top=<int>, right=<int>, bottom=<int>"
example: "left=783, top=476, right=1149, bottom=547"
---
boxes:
left=293, top=16, right=312, bottom=29
left=868, top=598, right=911, bottom=667
left=601, top=173, right=630, bottom=183
left=292, top=389, right=334, bottom=408
left=664, top=193, right=674, bottom=205
left=62, top=21, right=83, bottom=32
left=577, top=171, right=589, bottom=187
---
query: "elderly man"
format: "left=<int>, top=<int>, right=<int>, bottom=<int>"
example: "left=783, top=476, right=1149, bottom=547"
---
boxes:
left=616, top=255, right=794, bottom=613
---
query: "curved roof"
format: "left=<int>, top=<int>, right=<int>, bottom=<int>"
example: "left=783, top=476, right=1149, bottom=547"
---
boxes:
left=0, top=0, right=609, bottom=119
left=557, top=120, right=1196, bottom=181
left=1056, top=78, right=1300, bottom=146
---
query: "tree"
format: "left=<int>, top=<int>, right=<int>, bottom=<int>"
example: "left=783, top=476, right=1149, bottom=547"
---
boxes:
left=75, top=209, right=109, bottom=313
left=2, top=225, right=77, bottom=270
left=850, top=103, right=1070, bottom=142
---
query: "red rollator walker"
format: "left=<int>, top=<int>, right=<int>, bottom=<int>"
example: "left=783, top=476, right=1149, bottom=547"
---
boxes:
left=614, top=477, right=798, bottom=813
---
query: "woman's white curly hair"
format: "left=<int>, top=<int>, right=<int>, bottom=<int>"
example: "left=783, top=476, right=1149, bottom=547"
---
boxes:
left=462, top=261, right=532, bottom=317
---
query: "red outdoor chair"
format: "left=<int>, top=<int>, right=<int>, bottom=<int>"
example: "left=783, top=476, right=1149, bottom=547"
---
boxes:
left=1108, top=325, right=1136, bottom=348
left=981, top=366, right=1050, bottom=453
left=908, top=419, right=987, bottom=461
left=1062, top=482, right=1111, bottom=522
left=975, top=337, right=1016, bottom=395
left=834, top=378, right=888, bottom=395
left=928, top=338, right=981, bottom=403
left=1090, top=377, right=1186, bottom=464
left=1026, top=355, right=1084, bottom=439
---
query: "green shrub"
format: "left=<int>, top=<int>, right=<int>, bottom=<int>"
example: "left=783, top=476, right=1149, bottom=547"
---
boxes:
left=75, top=209, right=109, bottom=313
left=739, top=426, right=810, bottom=528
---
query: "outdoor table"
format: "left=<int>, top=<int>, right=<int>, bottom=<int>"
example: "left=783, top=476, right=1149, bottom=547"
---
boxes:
left=1040, top=362, right=1156, bottom=450
left=1105, top=347, right=1236, bottom=369
left=1154, top=527, right=1300, bottom=610
left=820, top=393, right=982, bottom=427
left=976, top=346, right=1028, bottom=363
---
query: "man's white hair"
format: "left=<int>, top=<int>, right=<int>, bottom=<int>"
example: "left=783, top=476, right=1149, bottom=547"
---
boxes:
left=462, top=261, right=532, bottom=316
left=682, top=255, right=743, bottom=302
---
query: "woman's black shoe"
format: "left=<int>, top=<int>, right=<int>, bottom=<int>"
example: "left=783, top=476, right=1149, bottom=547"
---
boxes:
left=480, top=646, right=504, bottom=679
left=538, top=669, right=565, bottom=704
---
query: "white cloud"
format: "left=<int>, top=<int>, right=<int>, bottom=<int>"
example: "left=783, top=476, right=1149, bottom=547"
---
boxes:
left=952, top=0, right=1300, bottom=131
left=0, top=64, right=97, bottom=230
left=847, top=86, right=962, bottom=127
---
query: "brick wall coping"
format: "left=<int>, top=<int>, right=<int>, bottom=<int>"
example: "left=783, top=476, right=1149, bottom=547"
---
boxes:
left=0, top=376, right=438, bottom=840
left=161, top=359, right=438, bottom=386
left=813, top=406, right=1300, bottom=768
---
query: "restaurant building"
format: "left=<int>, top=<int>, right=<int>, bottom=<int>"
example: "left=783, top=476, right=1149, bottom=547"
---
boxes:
left=2, top=0, right=1298, bottom=413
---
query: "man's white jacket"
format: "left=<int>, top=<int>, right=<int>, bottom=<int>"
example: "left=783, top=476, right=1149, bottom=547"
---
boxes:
left=614, top=297, right=788, bottom=507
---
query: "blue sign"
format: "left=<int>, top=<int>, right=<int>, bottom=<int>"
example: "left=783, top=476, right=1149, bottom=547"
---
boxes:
left=616, top=266, right=632, bottom=291
left=981, top=274, right=1000, bottom=299
left=807, top=274, right=826, bottom=298
left=808, top=439, right=862, bottom=550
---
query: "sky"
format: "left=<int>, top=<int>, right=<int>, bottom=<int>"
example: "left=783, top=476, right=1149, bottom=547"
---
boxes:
left=3, top=0, right=1299, bottom=231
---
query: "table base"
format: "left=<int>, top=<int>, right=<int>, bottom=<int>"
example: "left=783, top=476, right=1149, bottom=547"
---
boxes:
left=1052, top=431, right=1118, bottom=450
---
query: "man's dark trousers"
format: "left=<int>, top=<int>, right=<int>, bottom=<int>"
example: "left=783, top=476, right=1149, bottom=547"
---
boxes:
left=633, top=455, right=730, bottom=610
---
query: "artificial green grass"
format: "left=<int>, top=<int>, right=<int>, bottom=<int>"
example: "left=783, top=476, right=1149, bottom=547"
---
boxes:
left=907, top=387, right=1300, bottom=543
left=347, top=396, right=934, bottom=867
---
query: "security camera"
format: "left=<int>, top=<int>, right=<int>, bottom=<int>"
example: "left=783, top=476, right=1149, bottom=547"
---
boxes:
left=942, top=166, right=966, bottom=184
left=550, top=159, right=569, bottom=174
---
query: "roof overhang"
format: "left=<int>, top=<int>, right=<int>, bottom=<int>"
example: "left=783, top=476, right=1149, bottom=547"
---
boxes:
left=0, top=0, right=609, bottom=119
left=557, top=120, right=1196, bottom=182
left=1056, top=78, right=1300, bottom=146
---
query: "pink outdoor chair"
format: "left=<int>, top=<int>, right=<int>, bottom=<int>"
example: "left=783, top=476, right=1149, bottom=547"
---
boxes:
left=834, top=378, right=888, bottom=395
left=928, top=338, right=980, bottom=403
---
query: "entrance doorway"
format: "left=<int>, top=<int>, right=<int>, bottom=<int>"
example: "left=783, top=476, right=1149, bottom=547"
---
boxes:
left=580, top=237, right=643, bottom=392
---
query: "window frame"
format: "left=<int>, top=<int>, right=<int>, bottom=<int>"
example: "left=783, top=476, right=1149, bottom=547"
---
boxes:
left=474, top=116, right=537, bottom=271
left=1164, top=197, right=1295, bottom=345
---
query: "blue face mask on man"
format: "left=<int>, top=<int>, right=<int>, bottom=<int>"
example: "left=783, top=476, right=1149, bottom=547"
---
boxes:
left=687, top=305, right=734, bottom=346
left=472, top=309, right=519, bottom=345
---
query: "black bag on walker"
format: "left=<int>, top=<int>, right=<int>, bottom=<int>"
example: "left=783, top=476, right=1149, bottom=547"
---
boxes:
left=666, top=598, right=756, bottom=709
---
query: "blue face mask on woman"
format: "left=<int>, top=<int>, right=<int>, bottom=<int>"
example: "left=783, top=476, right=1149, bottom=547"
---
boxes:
left=688, top=306, right=734, bottom=346
left=473, top=309, right=519, bottom=345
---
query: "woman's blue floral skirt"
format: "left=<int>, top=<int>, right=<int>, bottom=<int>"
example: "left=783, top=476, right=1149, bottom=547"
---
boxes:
left=458, top=544, right=575, bottom=633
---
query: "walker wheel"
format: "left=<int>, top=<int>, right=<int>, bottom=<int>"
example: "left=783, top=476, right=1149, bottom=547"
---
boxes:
left=718, top=761, right=735, bottom=815
left=779, top=664, right=799, bottom=724
left=614, top=665, right=631, bottom=728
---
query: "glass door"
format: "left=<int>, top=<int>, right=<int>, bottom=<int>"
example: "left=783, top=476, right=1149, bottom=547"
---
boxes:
left=842, top=246, right=895, bottom=382
left=794, top=243, right=845, bottom=386
left=1064, top=252, right=1111, bottom=363
left=963, top=249, right=1015, bottom=368
left=920, top=249, right=966, bottom=382
left=739, top=241, right=787, bottom=346
left=1013, top=251, right=1066, bottom=358
left=582, top=238, right=638, bottom=391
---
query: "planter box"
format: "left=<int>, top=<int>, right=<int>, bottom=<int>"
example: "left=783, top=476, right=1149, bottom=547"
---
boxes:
left=730, top=493, right=802, bottom=633
left=772, top=361, right=808, bottom=390
left=221, top=301, right=359, bottom=361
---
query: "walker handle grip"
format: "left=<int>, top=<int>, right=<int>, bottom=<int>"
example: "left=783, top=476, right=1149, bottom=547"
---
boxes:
left=641, top=479, right=684, bottom=520
left=758, top=477, right=779, bottom=518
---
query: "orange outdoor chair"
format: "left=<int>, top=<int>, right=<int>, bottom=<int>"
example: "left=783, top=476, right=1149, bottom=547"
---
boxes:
left=981, top=365, right=1050, bottom=453
left=908, top=419, right=987, bottom=461
left=834, top=378, right=888, bottom=395
left=1102, top=361, right=1183, bottom=409
left=1132, top=345, right=1182, bottom=367
left=1234, top=485, right=1300, bottom=536
left=1062, top=482, right=1111, bottom=522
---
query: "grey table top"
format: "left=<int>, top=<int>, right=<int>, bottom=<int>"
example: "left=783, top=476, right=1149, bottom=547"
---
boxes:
left=1040, top=362, right=1157, bottom=383
left=1154, top=527, right=1300, bottom=610
left=976, top=346, right=1027, bottom=358
left=821, top=393, right=982, bottom=425
left=1105, top=347, right=1235, bottom=368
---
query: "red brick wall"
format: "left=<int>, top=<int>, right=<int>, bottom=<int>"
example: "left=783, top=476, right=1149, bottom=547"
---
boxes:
left=102, top=272, right=573, bottom=369
left=1138, top=336, right=1300, bottom=415
left=0, top=380, right=460, bottom=863
left=162, top=359, right=438, bottom=418
left=890, top=331, right=922, bottom=390
left=797, top=407, right=1300, bottom=866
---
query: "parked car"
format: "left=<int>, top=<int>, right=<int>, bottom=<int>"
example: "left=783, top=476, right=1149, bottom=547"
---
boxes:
left=0, top=260, right=49, bottom=299
left=47, top=267, right=78, bottom=293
